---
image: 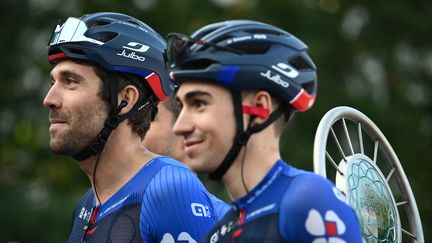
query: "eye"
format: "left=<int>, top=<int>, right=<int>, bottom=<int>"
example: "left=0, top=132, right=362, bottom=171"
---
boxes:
left=65, top=77, right=77, bottom=86
left=193, top=99, right=207, bottom=109
left=49, top=79, right=55, bottom=87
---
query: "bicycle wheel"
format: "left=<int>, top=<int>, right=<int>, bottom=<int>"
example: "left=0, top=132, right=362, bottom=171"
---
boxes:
left=313, top=106, right=423, bottom=243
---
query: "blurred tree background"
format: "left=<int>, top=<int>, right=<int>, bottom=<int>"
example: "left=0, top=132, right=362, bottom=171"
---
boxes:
left=0, top=0, right=430, bottom=242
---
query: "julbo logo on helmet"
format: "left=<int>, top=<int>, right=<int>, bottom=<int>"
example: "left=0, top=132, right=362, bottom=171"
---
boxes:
left=116, top=41, right=150, bottom=62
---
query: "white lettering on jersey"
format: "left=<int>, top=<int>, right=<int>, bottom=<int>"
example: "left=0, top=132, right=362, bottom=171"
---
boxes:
left=191, top=202, right=211, bottom=217
left=78, top=207, right=92, bottom=221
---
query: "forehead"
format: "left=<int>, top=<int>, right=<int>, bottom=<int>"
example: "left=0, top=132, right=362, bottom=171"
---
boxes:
left=51, top=59, right=100, bottom=82
left=176, top=80, right=230, bottom=98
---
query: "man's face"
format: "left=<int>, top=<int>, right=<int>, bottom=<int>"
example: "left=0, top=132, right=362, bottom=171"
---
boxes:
left=43, top=60, right=110, bottom=156
left=173, top=80, right=236, bottom=174
left=143, top=101, right=187, bottom=162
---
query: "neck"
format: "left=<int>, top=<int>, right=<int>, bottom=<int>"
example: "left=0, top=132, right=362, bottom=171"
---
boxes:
left=222, top=128, right=280, bottom=201
left=78, top=122, right=156, bottom=205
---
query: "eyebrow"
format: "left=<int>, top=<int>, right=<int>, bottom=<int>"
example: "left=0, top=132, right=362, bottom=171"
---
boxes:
left=50, top=69, right=85, bottom=82
left=184, top=90, right=212, bottom=101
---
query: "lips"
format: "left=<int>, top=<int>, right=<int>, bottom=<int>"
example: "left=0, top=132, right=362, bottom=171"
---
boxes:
left=183, top=139, right=203, bottom=156
left=49, top=119, right=66, bottom=124
left=184, top=140, right=202, bottom=147
left=48, top=118, right=67, bottom=132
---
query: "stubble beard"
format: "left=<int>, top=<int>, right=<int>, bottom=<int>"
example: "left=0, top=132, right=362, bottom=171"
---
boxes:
left=50, top=101, right=109, bottom=156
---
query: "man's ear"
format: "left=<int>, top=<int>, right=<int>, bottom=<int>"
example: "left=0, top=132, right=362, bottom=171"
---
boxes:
left=117, top=85, right=139, bottom=115
left=249, top=90, right=273, bottom=126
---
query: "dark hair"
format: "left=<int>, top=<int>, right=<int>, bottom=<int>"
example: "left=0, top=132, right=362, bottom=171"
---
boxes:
left=93, top=63, right=158, bottom=140
left=161, top=94, right=181, bottom=123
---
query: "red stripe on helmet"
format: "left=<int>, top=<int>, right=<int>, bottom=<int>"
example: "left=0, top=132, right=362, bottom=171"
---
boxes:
left=48, top=52, right=67, bottom=61
left=146, top=72, right=168, bottom=101
left=242, top=105, right=269, bottom=119
left=290, top=89, right=316, bottom=112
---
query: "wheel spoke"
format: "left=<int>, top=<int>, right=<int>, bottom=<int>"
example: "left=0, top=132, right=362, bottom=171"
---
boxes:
left=342, top=118, right=355, bottom=155
left=325, top=151, right=344, bottom=175
left=331, top=126, right=347, bottom=161
left=397, top=201, right=408, bottom=206
left=373, top=140, right=379, bottom=163
left=358, top=122, right=364, bottom=154
left=386, top=167, right=395, bottom=182
left=401, top=227, right=417, bottom=240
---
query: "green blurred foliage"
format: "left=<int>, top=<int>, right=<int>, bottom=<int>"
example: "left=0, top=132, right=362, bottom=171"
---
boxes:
left=0, top=0, right=430, bottom=242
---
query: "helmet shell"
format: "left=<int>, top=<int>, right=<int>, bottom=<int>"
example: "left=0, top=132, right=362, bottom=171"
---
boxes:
left=170, top=20, right=317, bottom=111
left=48, top=12, right=174, bottom=101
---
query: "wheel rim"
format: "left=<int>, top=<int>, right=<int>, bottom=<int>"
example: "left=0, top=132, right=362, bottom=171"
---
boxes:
left=313, top=106, right=424, bottom=243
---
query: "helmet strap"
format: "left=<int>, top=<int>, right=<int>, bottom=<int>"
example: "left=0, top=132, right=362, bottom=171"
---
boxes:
left=72, top=75, right=150, bottom=161
left=208, top=91, right=285, bottom=180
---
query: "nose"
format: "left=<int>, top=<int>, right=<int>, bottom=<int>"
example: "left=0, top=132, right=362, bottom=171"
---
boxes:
left=172, top=107, right=194, bottom=137
left=43, top=84, right=62, bottom=110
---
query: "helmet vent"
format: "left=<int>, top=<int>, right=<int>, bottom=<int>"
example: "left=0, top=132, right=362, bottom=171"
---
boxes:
left=89, top=19, right=112, bottom=27
left=68, top=48, right=86, bottom=55
left=90, top=31, right=118, bottom=43
left=289, top=56, right=312, bottom=70
left=230, top=42, right=270, bottom=54
left=182, top=59, right=215, bottom=70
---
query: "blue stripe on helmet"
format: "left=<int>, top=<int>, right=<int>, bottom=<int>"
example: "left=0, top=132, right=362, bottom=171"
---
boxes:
left=113, top=66, right=153, bottom=78
left=217, top=65, right=239, bottom=86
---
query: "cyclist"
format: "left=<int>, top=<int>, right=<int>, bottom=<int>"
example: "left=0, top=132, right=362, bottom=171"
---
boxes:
left=44, top=12, right=217, bottom=242
left=167, top=20, right=363, bottom=242
left=144, top=97, right=232, bottom=220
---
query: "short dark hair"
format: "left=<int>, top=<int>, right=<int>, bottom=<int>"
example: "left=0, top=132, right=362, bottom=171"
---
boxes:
left=92, top=63, right=158, bottom=140
left=161, top=94, right=181, bottom=123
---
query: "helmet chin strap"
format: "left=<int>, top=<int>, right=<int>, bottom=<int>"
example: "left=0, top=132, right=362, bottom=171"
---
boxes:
left=72, top=76, right=154, bottom=161
left=208, top=91, right=285, bottom=181
left=73, top=76, right=127, bottom=161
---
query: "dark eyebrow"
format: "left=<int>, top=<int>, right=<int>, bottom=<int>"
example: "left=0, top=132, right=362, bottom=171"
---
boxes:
left=50, top=70, right=85, bottom=82
left=184, top=90, right=212, bottom=101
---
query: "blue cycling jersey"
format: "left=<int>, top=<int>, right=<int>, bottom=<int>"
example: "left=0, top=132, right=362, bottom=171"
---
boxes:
left=202, top=159, right=363, bottom=242
left=209, top=194, right=232, bottom=221
left=67, top=156, right=218, bottom=243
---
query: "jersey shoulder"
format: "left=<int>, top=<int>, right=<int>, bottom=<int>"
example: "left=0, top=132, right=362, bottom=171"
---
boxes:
left=140, top=156, right=217, bottom=242
left=208, top=193, right=232, bottom=221
left=279, top=165, right=362, bottom=242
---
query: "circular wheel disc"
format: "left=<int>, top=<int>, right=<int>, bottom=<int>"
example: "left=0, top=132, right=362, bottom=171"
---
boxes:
left=313, top=106, right=424, bottom=243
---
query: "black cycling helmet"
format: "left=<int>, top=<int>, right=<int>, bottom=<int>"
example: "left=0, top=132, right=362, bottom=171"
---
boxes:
left=167, top=19, right=317, bottom=112
left=47, top=12, right=174, bottom=161
left=167, top=20, right=318, bottom=180
left=48, top=12, right=174, bottom=101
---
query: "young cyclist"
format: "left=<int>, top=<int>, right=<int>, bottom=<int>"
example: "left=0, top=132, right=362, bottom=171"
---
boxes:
left=167, top=20, right=363, bottom=242
left=144, top=98, right=232, bottom=220
left=44, top=12, right=217, bottom=242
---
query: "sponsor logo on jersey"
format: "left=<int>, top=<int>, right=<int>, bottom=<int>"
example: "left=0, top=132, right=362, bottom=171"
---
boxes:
left=208, top=219, right=236, bottom=242
left=305, top=209, right=347, bottom=243
left=246, top=203, right=275, bottom=220
left=116, top=41, right=150, bottom=62
left=99, top=195, right=129, bottom=217
left=161, top=232, right=197, bottom=243
left=247, top=166, right=282, bottom=204
left=191, top=203, right=211, bottom=217
left=78, top=207, right=92, bottom=222
left=209, top=231, right=219, bottom=243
